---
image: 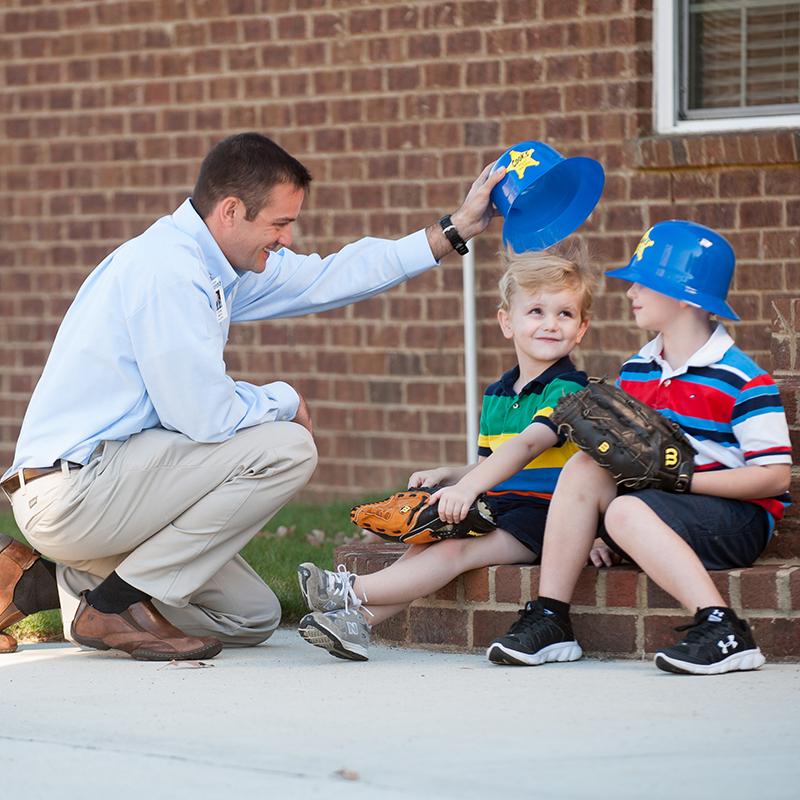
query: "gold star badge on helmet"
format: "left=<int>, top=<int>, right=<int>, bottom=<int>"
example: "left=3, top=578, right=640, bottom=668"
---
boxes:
left=507, top=148, right=541, bottom=180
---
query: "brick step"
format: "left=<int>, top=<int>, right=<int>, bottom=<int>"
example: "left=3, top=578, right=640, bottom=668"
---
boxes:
left=334, top=543, right=800, bottom=660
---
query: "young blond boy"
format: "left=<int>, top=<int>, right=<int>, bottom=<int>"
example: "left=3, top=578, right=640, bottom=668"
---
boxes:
left=473, top=220, right=791, bottom=675
left=296, top=246, right=598, bottom=660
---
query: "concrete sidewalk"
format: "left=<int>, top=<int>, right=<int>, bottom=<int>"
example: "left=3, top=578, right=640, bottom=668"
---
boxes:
left=1, top=628, right=798, bottom=800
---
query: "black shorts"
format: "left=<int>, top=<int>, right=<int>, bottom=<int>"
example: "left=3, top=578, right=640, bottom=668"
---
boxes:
left=485, top=495, right=548, bottom=558
left=600, top=489, right=770, bottom=571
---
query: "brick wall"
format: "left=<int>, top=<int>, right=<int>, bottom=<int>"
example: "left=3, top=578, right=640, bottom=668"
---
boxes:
left=1, top=1, right=798, bottom=503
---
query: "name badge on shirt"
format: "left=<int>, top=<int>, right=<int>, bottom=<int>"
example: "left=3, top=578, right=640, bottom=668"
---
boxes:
left=211, top=277, right=228, bottom=323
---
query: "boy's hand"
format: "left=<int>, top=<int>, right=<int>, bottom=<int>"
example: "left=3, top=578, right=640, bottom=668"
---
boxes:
left=589, top=537, right=621, bottom=568
left=408, top=467, right=451, bottom=489
left=429, top=484, right=479, bottom=524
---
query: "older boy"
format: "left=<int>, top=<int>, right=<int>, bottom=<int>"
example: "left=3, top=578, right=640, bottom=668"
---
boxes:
left=297, top=246, right=598, bottom=660
left=487, top=220, right=792, bottom=674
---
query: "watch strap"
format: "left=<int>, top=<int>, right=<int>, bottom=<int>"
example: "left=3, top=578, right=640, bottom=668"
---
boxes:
left=438, top=214, right=469, bottom=256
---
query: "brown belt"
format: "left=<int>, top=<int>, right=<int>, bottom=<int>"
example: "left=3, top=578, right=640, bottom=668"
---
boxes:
left=1, top=462, right=82, bottom=496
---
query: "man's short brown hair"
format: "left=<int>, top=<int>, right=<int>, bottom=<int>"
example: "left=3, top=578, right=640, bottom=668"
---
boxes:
left=192, top=132, right=312, bottom=221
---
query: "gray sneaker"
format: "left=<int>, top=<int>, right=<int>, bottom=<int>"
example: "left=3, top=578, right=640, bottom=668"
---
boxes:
left=298, top=608, right=371, bottom=661
left=297, top=563, right=359, bottom=613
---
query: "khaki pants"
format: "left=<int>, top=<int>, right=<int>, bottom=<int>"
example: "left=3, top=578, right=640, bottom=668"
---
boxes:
left=9, top=422, right=317, bottom=645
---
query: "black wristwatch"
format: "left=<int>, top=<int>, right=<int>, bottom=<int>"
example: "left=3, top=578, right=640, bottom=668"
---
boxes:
left=438, top=214, right=469, bottom=256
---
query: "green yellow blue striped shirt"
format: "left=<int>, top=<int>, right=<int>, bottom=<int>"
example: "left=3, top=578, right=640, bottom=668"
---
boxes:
left=478, top=356, right=588, bottom=505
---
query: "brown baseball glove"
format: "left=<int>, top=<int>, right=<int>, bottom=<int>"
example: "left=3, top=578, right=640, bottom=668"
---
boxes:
left=550, top=378, right=695, bottom=492
left=350, top=487, right=496, bottom=545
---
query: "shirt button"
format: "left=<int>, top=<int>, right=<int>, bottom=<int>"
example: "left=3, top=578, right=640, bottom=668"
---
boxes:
left=664, top=379, right=671, bottom=386
left=512, top=402, right=519, bottom=409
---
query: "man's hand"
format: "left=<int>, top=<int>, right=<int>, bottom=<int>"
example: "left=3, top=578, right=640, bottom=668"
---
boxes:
left=293, top=393, right=313, bottom=436
left=450, top=162, right=506, bottom=241
left=426, top=162, right=506, bottom=260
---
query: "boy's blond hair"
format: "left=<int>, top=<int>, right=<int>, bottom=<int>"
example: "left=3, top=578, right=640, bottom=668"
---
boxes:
left=498, top=243, right=598, bottom=319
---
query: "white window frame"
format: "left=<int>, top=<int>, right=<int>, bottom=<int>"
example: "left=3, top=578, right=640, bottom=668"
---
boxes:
left=653, top=0, right=800, bottom=134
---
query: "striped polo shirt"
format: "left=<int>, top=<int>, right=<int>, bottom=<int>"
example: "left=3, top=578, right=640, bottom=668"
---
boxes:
left=618, top=323, right=793, bottom=526
left=478, top=356, right=588, bottom=505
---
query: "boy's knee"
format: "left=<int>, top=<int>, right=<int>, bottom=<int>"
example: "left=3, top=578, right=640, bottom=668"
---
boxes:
left=562, top=450, right=604, bottom=479
left=430, top=537, right=470, bottom=562
left=604, top=495, right=648, bottom=541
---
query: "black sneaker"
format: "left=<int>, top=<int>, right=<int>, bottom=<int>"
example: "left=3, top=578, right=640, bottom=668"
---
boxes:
left=655, top=607, right=766, bottom=675
left=486, top=600, right=583, bottom=666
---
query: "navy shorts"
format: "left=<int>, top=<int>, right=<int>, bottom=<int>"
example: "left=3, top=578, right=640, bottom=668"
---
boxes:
left=600, top=489, right=770, bottom=571
left=485, top=495, right=548, bottom=558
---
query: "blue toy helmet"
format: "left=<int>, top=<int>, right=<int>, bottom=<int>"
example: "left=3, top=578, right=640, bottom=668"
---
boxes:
left=605, top=220, right=739, bottom=320
left=490, top=141, right=604, bottom=252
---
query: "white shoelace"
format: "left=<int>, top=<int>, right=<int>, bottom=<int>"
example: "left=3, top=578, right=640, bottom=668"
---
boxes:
left=332, top=564, right=373, bottom=618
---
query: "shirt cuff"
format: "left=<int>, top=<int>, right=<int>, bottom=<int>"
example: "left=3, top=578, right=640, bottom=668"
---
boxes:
left=263, top=381, right=300, bottom=421
left=396, top=229, right=439, bottom=278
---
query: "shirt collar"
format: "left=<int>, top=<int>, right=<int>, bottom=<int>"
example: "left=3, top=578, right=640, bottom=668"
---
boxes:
left=171, top=198, right=239, bottom=290
left=498, top=356, right=577, bottom=395
left=637, top=323, right=734, bottom=376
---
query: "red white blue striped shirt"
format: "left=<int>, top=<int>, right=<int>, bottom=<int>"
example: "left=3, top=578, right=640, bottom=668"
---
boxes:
left=618, top=324, right=792, bottom=525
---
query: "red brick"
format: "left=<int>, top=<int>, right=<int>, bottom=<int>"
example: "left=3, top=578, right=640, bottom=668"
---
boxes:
left=571, top=566, right=600, bottom=607
left=739, top=200, right=783, bottom=228
left=409, top=607, right=468, bottom=646
left=708, top=571, right=732, bottom=606
left=643, top=614, right=687, bottom=652
left=490, top=566, right=520, bottom=604
left=473, top=609, right=520, bottom=647
left=374, top=608, right=408, bottom=644
left=646, top=579, right=682, bottom=609
left=572, top=612, right=636, bottom=654
left=740, top=566, right=779, bottom=610
left=433, top=578, right=459, bottom=602
left=604, top=567, right=639, bottom=608
left=748, top=618, right=800, bottom=659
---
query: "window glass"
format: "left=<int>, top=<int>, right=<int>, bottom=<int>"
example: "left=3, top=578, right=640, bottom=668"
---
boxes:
left=681, top=0, right=800, bottom=118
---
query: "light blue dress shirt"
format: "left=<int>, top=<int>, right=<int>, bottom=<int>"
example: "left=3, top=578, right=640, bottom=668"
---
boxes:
left=6, top=199, right=437, bottom=476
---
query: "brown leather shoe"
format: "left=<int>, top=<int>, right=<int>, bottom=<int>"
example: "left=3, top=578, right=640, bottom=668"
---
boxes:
left=0, top=534, right=40, bottom=654
left=71, top=593, right=223, bottom=661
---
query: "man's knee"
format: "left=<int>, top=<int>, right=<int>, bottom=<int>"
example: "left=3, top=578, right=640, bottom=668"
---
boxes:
left=229, top=605, right=281, bottom=646
left=291, top=424, right=318, bottom=482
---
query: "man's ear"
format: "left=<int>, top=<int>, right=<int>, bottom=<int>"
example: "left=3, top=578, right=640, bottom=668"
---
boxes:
left=215, top=196, right=240, bottom=228
left=497, top=308, right=513, bottom=340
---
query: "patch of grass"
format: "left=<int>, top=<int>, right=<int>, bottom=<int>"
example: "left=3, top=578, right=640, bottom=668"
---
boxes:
left=1, top=492, right=386, bottom=642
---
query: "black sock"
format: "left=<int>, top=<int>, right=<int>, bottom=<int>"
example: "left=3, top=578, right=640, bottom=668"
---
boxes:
left=85, top=572, right=150, bottom=614
left=537, top=596, right=571, bottom=618
left=13, top=558, right=61, bottom=616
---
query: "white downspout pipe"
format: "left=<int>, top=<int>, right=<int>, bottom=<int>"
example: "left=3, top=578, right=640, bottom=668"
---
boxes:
left=462, top=248, right=479, bottom=463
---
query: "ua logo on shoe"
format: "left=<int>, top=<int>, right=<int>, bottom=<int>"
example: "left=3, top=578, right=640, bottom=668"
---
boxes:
left=708, top=609, right=725, bottom=623
left=717, top=635, right=738, bottom=654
